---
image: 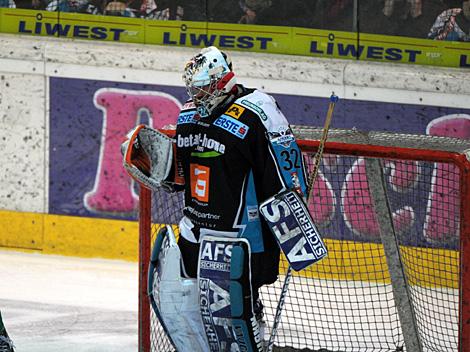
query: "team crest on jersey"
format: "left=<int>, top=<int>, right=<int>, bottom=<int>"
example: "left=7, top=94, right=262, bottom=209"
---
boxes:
left=247, top=205, right=259, bottom=221
left=225, top=104, right=245, bottom=119
left=267, top=126, right=295, bottom=148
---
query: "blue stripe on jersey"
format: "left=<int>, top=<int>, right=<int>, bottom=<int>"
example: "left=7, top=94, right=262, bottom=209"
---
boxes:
left=177, top=111, right=197, bottom=125
left=270, top=140, right=308, bottom=196
left=239, top=171, right=264, bottom=253
left=213, top=115, right=249, bottom=139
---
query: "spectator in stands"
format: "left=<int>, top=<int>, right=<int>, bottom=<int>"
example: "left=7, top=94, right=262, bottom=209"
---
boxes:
left=238, top=0, right=272, bottom=24
left=312, top=0, right=353, bottom=30
left=9, top=0, right=46, bottom=9
left=46, top=0, right=93, bottom=12
left=103, top=0, right=137, bottom=16
left=462, top=0, right=470, bottom=19
left=0, top=0, right=15, bottom=7
left=383, top=0, right=422, bottom=19
left=238, top=0, right=313, bottom=27
left=428, top=0, right=470, bottom=41
left=325, top=0, right=353, bottom=24
left=101, top=0, right=206, bottom=20
left=203, top=0, right=242, bottom=23
left=140, top=0, right=183, bottom=20
left=15, top=0, right=47, bottom=10
left=179, top=0, right=206, bottom=21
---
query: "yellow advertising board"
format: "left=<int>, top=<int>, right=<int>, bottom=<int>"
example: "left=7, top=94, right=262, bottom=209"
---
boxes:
left=0, top=9, right=144, bottom=43
left=0, top=9, right=59, bottom=37
left=293, top=27, right=470, bottom=68
left=58, top=12, right=145, bottom=43
left=144, top=20, right=292, bottom=54
left=144, top=19, right=207, bottom=47
left=206, top=22, right=293, bottom=54
left=1, top=9, right=469, bottom=69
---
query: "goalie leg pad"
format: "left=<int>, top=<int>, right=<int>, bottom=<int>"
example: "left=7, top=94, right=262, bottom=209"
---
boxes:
left=198, top=236, right=263, bottom=352
left=198, top=236, right=238, bottom=352
left=259, top=189, right=328, bottom=271
left=148, top=226, right=209, bottom=352
left=230, top=242, right=264, bottom=352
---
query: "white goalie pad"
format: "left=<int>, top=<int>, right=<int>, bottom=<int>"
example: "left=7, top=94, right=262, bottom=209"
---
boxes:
left=121, top=124, right=174, bottom=191
left=148, top=226, right=209, bottom=352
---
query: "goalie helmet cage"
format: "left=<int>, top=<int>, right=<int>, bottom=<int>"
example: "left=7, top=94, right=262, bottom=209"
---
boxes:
left=138, top=126, right=470, bottom=352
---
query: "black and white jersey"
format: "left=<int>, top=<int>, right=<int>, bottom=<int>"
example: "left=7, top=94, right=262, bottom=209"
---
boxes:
left=174, top=86, right=308, bottom=254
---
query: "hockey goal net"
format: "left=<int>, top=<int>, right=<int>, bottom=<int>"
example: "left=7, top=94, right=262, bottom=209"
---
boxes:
left=138, top=126, right=470, bottom=352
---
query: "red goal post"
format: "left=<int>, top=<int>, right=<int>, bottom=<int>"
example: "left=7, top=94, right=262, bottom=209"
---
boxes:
left=138, top=126, right=470, bottom=352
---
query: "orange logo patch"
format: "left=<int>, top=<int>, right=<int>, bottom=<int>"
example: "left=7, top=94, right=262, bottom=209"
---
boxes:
left=190, top=164, right=210, bottom=202
left=225, top=104, right=245, bottom=119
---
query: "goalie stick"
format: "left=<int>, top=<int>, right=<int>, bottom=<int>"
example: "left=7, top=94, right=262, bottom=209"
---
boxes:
left=266, top=93, right=339, bottom=352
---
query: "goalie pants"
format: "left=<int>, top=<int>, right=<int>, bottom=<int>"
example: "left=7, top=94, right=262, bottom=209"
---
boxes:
left=178, top=235, right=280, bottom=305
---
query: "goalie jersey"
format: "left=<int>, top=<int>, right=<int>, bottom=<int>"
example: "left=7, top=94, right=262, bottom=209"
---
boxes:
left=172, top=86, right=308, bottom=283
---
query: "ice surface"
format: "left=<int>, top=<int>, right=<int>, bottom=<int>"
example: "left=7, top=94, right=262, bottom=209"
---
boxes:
left=0, top=250, right=138, bottom=352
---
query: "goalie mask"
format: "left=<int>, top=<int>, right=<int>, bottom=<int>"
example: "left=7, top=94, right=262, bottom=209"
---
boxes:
left=183, top=46, right=237, bottom=118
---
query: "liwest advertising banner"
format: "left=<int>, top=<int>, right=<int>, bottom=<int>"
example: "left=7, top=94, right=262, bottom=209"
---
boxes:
left=1, top=9, right=469, bottom=69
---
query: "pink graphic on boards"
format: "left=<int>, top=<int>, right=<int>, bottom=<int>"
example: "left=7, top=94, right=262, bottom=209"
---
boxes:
left=307, top=171, right=336, bottom=227
left=341, top=158, right=416, bottom=239
left=385, top=160, right=420, bottom=193
left=424, top=114, right=470, bottom=243
left=84, top=88, right=181, bottom=214
left=306, top=154, right=337, bottom=227
left=305, top=154, right=418, bottom=238
left=309, top=114, right=469, bottom=242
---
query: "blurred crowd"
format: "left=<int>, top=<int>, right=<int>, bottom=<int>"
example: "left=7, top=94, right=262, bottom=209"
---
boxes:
left=0, top=0, right=469, bottom=42
left=378, top=0, right=470, bottom=41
